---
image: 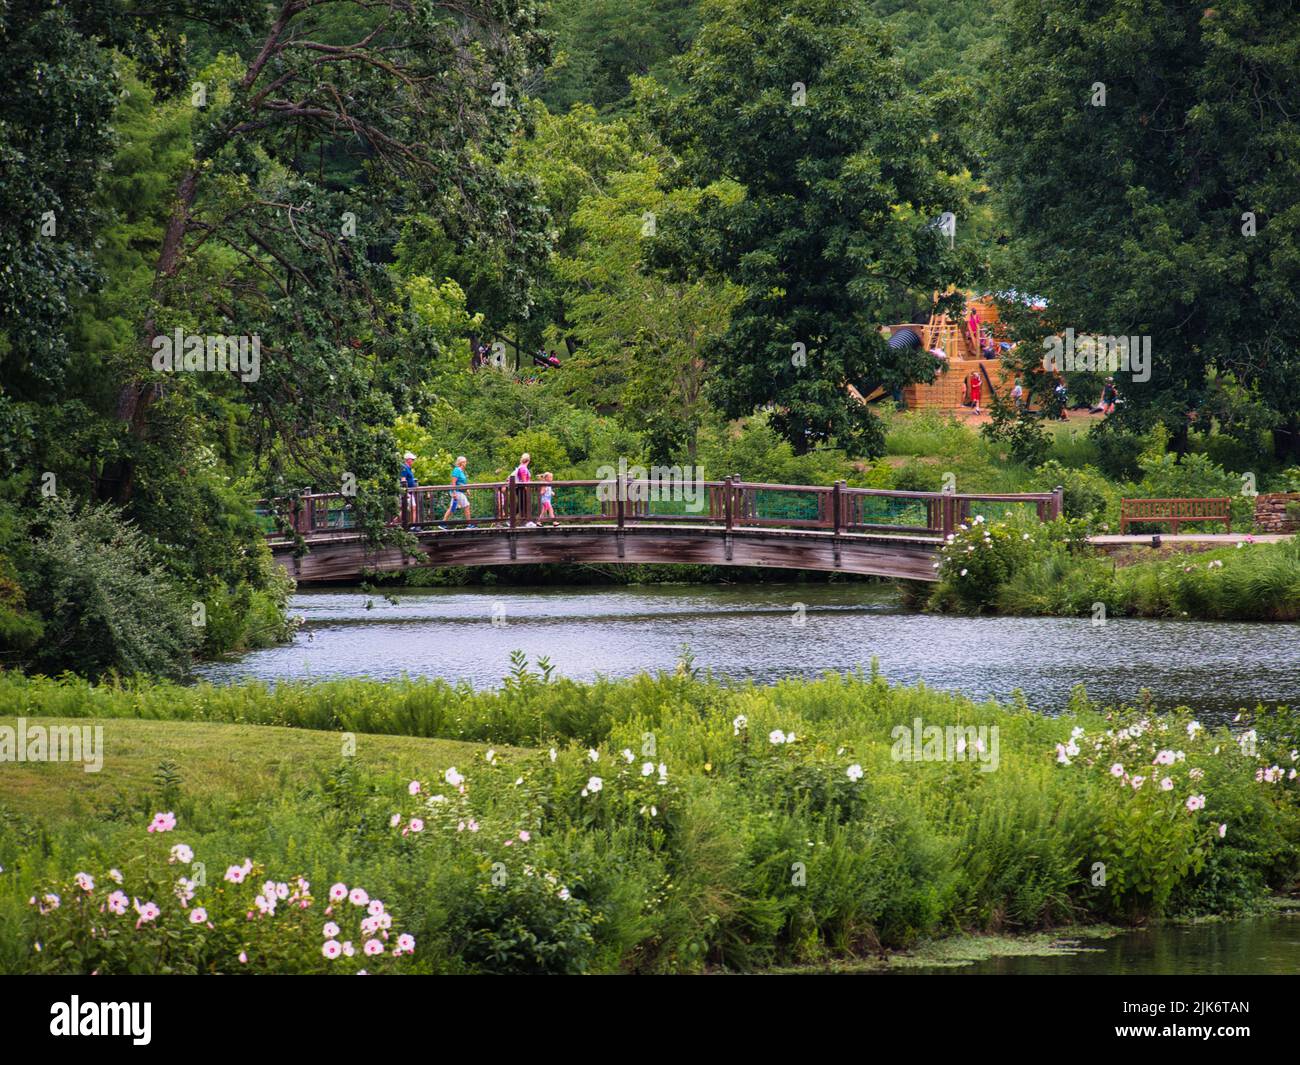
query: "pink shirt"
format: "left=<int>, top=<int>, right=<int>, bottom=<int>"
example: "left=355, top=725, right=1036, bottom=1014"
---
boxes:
left=514, top=464, right=531, bottom=483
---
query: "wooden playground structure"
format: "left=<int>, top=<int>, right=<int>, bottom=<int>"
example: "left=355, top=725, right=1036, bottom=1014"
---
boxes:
left=854, top=294, right=1021, bottom=412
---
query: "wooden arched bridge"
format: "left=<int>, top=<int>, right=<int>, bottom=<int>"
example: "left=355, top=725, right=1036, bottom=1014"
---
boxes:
left=261, top=477, right=1063, bottom=584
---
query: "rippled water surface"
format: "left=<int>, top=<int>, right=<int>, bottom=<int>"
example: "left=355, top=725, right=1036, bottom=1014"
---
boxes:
left=195, top=583, right=1300, bottom=717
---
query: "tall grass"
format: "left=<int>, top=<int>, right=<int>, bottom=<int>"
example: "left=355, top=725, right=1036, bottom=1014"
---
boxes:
left=882, top=410, right=978, bottom=457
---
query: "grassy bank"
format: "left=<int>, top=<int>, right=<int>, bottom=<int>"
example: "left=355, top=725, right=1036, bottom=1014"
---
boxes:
left=1, top=667, right=1297, bottom=973
left=930, top=516, right=1300, bottom=621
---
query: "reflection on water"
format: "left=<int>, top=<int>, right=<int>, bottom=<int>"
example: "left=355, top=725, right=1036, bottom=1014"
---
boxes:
left=195, top=583, right=1300, bottom=717
left=905, top=913, right=1300, bottom=975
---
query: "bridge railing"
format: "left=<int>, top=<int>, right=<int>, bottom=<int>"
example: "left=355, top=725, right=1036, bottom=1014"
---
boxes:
left=842, top=487, right=937, bottom=534
left=255, top=492, right=362, bottom=538
left=258, top=479, right=1062, bottom=540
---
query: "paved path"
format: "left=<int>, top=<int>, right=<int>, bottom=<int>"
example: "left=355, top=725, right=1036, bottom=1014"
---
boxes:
left=1089, top=533, right=1291, bottom=545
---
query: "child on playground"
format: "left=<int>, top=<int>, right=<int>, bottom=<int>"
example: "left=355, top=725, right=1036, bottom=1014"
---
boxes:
left=1102, top=377, right=1118, bottom=415
left=539, top=472, right=557, bottom=524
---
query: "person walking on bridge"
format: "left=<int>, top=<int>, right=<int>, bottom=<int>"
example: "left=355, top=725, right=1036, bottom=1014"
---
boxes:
left=513, top=452, right=532, bottom=523
left=441, top=456, right=474, bottom=526
left=400, top=451, right=421, bottom=528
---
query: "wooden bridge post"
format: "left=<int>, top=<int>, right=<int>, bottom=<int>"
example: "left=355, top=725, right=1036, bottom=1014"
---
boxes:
left=1051, top=485, right=1064, bottom=521
left=615, top=470, right=627, bottom=557
left=832, top=480, right=845, bottom=567
left=941, top=493, right=955, bottom=538
left=722, top=476, right=735, bottom=561
left=506, top=474, right=518, bottom=560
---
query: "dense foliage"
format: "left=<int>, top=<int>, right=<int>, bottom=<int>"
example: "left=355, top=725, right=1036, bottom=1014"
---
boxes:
left=987, top=0, right=1300, bottom=461
left=933, top=511, right=1300, bottom=622
left=646, top=0, right=977, bottom=457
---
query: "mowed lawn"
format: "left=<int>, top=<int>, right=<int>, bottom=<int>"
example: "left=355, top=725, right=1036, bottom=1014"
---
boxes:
left=0, top=717, right=522, bottom=824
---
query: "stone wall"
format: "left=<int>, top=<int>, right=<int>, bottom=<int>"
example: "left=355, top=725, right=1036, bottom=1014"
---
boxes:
left=1254, top=493, right=1300, bottom=533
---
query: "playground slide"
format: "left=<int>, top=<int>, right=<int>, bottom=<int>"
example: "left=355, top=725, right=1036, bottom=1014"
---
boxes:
left=848, top=327, right=920, bottom=405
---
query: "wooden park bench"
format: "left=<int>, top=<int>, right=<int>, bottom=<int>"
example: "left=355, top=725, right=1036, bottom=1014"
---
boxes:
left=1119, top=497, right=1231, bottom=534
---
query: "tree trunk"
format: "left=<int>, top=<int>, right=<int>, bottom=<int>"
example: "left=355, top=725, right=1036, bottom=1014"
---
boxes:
left=98, top=168, right=200, bottom=503
left=1274, top=418, right=1300, bottom=463
left=1169, top=420, right=1190, bottom=457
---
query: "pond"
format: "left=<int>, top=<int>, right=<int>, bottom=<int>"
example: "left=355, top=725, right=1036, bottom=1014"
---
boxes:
left=196, top=582, right=1300, bottom=719
left=903, top=912, right=1300, bottom=975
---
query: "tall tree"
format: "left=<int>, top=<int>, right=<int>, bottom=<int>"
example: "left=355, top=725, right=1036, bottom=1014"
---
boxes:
left=987, top=0, right=1300, bottom=460
left=556, top=159, right=742, bottom=462
left=540, top=0, right=701, bottom=113
left=101, top=0, right=550, bottom=504
left=645, top=0, right=974, bottom=457
left=0, top=0, right=117, bottom=463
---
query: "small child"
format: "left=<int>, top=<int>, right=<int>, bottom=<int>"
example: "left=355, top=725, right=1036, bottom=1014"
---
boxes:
left=539, top=472, right=556, bottom=523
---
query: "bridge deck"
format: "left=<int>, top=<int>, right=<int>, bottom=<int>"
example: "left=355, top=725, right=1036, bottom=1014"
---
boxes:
left=271, top=522, right=946, bottom=583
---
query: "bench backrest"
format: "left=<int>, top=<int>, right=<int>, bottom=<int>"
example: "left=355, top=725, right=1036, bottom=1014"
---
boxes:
left=1120, top=497, right=1230, bottom=519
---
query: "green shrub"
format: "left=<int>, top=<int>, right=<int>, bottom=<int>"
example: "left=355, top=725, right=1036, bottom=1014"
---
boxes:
left=981, top=402, right=1050, bottom=467
left=892, top=460, right=942, bottom=493
left=1089, top=422, right=1147, bottom=481
left=1135, top=449, right=1252, bottom=528
left=1034, top=460, right=1113, bottom=523
left=15, top=497, right=197, bottom=679
left=931, top=513, right=1086, bottom=612
left=434, top=858, right=598, bottom=974
left=195, top=553, right=295, bottom=657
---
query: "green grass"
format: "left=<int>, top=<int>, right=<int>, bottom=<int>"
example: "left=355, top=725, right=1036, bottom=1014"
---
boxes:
left=0, top=716, right=514, bottom=823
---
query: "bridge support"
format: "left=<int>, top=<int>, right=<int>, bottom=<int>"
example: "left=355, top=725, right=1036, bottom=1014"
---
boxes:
left=271, top=525, right=942, bottom=583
